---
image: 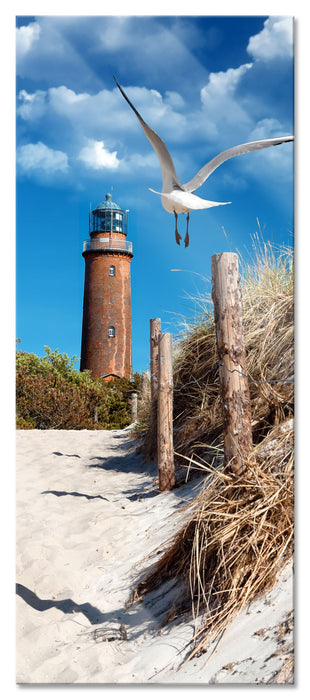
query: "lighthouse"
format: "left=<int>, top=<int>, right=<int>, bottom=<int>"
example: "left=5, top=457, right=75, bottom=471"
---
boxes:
left=80, top=193, right=133, bottom=380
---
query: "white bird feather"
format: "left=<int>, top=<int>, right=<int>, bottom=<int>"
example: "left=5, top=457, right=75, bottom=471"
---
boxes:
left=114, top=76, right=294, bottom=247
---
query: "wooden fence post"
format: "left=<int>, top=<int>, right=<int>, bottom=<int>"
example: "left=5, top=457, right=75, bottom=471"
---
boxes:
left=211, top=253, right=253, bottom=476
left=141, top=371, right=150, bottom=400
left=150, top=318, right=161, bottom=460
left=157, top=332, right=175, bottom=491
left=131, top=392, right=138, bottom=423
left=150, top=318, right=161, bottom=405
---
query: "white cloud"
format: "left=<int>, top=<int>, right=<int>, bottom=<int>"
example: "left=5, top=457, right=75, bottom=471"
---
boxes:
left=16, top=17, right=100, bottom=90
left=247, top=17, right=293, bottom=61
left=17, top=90, right=47, bottom=121
left=202, top=64, right=253, bottom=99
left=96, top=17, right=131, bottom=51
left=15, top=16, right=208, bottom=95
left=49, top=86, right=90, bottom=109
left=238, top=118, right=294, bottom=182
left=200, top=64, right=253, bottom=137
left=249, top=118, right=287, bottom=140
left=94, top=16, right=208, bottom=92
left=16, top=142, right=69, bottom=174
left=164, top=91, right=185, bottom=110
left=78, top=140, right=120, bottom=170
left=16, top=22, right=41, bottom=60
left=125, top=152, right=158, bottom=171
left=16, top=84, right=188, bottom=149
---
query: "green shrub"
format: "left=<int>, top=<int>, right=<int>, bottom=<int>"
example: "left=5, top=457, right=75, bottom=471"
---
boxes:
left=16, top=346, right=141, bottom=430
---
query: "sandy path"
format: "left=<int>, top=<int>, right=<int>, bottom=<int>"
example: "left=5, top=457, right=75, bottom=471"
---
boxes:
left=16, top=428, right=293, bottom=684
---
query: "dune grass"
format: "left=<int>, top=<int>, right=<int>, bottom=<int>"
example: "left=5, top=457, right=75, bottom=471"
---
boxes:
left=132, top=237, right=294, bottom=661
left=136, top=236, right=293, bottom=463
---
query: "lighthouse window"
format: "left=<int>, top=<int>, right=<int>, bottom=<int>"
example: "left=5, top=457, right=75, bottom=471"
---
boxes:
left=109, top=265, right=115, bottom=276
left=105, top=213, right=112, bottom=230
left=108, top=326, right=115, bottom=338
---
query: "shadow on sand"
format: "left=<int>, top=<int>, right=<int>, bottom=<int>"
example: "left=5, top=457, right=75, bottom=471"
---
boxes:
left=16, top=582, right=177, bottom=641
left=87, top=449, right=157, bottom=477
left=41, top=490, right=110, bottom=501
left=16, top=583, right=106, bottom=624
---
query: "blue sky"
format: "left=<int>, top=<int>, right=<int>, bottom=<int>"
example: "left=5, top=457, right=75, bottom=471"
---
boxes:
left=15, top=13, right=294, bottom=375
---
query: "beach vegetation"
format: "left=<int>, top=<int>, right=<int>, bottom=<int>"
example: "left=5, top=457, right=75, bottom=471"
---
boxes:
left=16, top=347, right=141, bottom=430
left=131, top=237, right=294, bottom=663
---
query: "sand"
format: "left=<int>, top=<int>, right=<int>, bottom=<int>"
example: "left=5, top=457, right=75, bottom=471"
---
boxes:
left=16, top=426, right=294, bottom=686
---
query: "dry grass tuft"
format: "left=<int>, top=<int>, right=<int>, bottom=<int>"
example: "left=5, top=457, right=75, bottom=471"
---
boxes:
left=131, top=420, right=293, bottom=659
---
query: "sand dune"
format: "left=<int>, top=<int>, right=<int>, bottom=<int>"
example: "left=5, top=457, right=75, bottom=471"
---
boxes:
left=16, top=427, right=293, bottom=685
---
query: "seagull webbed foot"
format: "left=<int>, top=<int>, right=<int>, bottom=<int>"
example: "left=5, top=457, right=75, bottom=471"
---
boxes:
left=184, top=213, right=190, bottom=248
left=174, top=211, right=182, bottom=245
left=175, top=230, right=182, bottom=245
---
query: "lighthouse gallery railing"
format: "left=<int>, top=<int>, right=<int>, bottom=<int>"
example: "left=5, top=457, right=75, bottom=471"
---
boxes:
left=83, top=238, right=133, bottom=254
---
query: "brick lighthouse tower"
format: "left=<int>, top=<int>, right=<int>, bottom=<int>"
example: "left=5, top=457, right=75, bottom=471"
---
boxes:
left=80, top=193, right=133, bottom=380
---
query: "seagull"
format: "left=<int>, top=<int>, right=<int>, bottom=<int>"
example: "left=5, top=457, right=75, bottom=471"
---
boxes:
left=114, top=76, right=294, bottom=248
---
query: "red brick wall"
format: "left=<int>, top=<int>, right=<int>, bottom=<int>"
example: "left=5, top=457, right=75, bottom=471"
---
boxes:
left=80, top=251, right=132, bottom=380
left=91, top=231, right=126, bottom=241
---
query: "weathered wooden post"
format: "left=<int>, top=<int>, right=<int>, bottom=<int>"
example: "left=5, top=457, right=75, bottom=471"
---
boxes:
left=157, top=332, right=175, bottom=491
left=150, top=318, right=161, bottom=405
left=141, top=371, right=150, bottom=400
left=131, top=392, right=138, bottom=423
left=150, top=318, right=161, bottom=460
left=211, top=253, right=253, bottom=476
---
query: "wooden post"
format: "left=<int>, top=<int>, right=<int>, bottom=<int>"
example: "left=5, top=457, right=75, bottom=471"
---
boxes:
left=131, top=392, right=138, bottom=423
left=150, top=318, right=161, bottom=461
left=150, top=318, right=161, bottom=405
left=141, top=371, right=150, bottom=400
left=211, top=253, right=253, bottom=476
left=157, top=333, right=175, bottom=491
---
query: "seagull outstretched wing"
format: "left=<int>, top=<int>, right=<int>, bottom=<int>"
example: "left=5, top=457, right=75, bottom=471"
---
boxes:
left=114, top=76, right=183, bottom=194
left=182, top=136, right=294, bottom=193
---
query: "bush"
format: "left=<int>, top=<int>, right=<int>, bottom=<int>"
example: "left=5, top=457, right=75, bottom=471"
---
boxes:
left=16, top=346, right=141, bottom=430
